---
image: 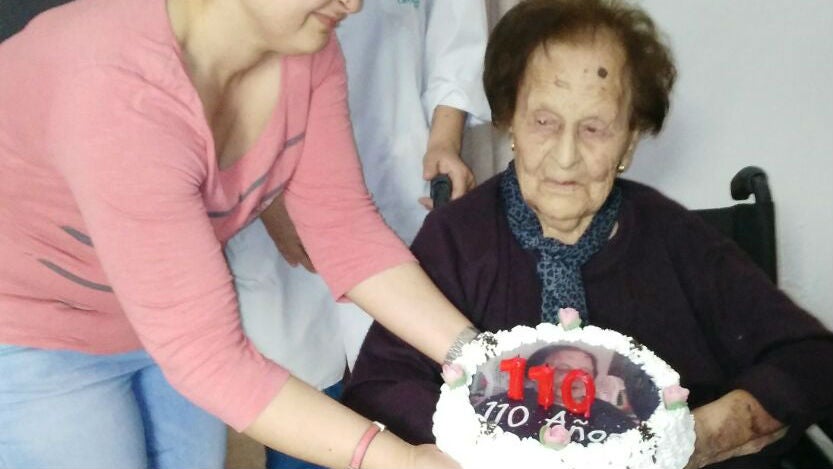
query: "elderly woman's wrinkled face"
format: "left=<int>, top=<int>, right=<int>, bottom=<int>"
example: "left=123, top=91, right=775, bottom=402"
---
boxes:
left=511, top=34, right=637, bottom=243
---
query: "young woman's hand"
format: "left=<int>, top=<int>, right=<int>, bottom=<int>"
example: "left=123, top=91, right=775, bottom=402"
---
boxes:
left=409, top=444, right=462, bottom=469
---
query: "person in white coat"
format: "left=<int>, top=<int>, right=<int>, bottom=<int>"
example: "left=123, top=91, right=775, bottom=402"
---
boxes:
left=224, top=2, right=490, bottom=468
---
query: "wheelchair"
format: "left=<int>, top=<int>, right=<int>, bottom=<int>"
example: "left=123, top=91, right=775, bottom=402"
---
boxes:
left=693, top=167, right=832, bottom=469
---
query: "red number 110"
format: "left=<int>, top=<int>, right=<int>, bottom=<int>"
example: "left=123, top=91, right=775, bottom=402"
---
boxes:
left=499, top=357, right=596, bottom=417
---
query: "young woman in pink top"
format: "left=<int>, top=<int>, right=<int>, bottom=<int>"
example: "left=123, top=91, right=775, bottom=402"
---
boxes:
left=0, top=0, right=475, bottom=468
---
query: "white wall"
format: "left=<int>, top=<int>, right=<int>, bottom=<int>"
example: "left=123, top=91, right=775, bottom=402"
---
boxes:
left=626, top=0, right=833, bottom=327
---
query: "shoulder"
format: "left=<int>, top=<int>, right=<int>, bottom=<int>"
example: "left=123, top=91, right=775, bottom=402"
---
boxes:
left=617, top=179, right=716, bottom=240
left=2, top=0, right=192, bottom=112
left=618, top=179, right=689, bottom=219
left=614, top=179, right=738, bottom=272
left=13, top=0, right=181, bottom=72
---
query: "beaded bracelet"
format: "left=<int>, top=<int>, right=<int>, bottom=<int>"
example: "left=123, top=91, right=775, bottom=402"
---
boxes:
left=443, top=325, right=480, bottom=365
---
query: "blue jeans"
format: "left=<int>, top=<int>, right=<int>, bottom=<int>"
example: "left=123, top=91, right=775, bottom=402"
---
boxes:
left=0, top=345, right=226, bottom=469
left=265, top=381, right=343, bottom=469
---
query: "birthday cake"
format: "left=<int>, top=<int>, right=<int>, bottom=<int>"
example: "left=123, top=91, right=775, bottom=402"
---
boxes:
left=433, top=309, right=695, bottom=469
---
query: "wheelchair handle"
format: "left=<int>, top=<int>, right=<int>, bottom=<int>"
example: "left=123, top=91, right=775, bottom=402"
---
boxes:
left=731, top=166, right=772, bottom=203
left=430, top=174, right=452, bottom=208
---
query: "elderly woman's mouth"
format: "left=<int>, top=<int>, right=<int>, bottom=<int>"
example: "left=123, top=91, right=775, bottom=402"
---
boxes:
left=541, top=179, right=579, bottom=193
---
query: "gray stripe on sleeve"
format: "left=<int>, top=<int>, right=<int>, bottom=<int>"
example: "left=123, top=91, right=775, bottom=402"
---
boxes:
left=284, top=132, right=306, bottom=148
left=206, top=132, right=305, bottom=219
left=257, top=185, right=284, bottom=207
left=239, top=173, right=269, bottom=201
left=61, top=226, right=93, bottom=247
left=207, top=207, right=237, bottom=219
left=38, top=259, right=113, bottom=292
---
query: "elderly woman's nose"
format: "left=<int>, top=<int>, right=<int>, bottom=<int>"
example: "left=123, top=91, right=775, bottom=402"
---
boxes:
left=549, top=133, right=581, bottom=169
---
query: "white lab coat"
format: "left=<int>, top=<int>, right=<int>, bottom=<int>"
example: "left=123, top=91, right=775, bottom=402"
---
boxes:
left=226, top=0, right=490, bottom=390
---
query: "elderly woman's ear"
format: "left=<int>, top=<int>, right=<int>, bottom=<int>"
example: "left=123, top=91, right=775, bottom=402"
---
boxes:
left=617, top=130, right=641, bottom=173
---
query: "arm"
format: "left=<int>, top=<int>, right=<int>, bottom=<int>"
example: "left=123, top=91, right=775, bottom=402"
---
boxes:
left=668, top=212, right=833, bottom=465
left=343, top=208, right=473, bottom=443
left=686, top=390, right=786, bottom=469
left=245, top=376, right=455, bottom=469
left=420, top=0, right=491, bottom=204
left=422, top=0, right=491, bottom=124
left=347, top=262, right=470, bottom=364
left=282, top=37, right=473, bottom=365
left=248, top=38, right=471, bottom=466
left=342, top=322, right=443, bottom=445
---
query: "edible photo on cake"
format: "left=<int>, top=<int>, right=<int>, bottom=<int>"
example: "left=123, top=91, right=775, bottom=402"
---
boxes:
left=469, top=340, right=659, bottom=445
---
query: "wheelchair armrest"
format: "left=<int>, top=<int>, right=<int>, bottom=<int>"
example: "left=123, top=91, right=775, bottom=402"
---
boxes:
left=806, top=423, right=833, bottom=464
left=731, top=166, right=772, bottom=203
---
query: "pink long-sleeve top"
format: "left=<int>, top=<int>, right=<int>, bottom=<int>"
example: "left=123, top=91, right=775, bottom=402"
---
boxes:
left=0, top=0, right=414, bottom=431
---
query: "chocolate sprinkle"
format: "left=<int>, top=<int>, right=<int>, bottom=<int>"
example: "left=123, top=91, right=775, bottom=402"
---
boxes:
left=481, top=421, right=499, bottom=436
left=478, top=332, right=499, bottom=356
left=638, top=422, right=656, bottom=442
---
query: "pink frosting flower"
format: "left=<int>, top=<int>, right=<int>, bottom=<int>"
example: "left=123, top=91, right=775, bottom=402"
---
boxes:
left=540, top=424, right=571, bottom=450
left=558, top=307, right=582, bottom=330
left=663, top=384, right=690, bottom=410
left=441, top=363, right=466, bottom=388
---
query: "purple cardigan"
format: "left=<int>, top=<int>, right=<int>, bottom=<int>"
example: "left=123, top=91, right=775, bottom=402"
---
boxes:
left=342, top=172, right=833, bottom=468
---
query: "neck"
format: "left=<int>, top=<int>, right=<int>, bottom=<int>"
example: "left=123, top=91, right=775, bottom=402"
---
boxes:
left=538, top=215, right=620, bottom=246
left=538, top=214, right=592, bottom=245
left=167, top=0, right=272, bottom=92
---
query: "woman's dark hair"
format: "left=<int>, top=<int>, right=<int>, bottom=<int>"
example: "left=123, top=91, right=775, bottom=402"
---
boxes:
left=484, top=0, right=676, bottom=134
left=526, top=344, right=598, bottom=376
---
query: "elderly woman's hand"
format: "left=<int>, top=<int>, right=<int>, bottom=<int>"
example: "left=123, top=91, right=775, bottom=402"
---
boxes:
left=685, top=389, right=787, bottom=469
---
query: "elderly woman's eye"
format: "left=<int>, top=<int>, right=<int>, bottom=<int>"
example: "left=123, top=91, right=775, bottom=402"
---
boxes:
left=582, top=124, right=608, bottom=137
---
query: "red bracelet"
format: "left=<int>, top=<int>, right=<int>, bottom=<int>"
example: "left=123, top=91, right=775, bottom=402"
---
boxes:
left=347, top=421, right=386, bottom=469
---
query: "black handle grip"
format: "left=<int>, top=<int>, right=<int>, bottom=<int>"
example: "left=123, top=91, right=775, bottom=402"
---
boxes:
left=430, top=174, right=452, bottom=208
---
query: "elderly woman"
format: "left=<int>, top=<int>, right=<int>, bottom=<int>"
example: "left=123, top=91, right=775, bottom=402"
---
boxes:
left=341, top=0, right=833, bottom=467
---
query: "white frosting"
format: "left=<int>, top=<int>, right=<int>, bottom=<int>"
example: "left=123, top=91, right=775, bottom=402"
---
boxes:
left=433, top=323, right=695, bottom=469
